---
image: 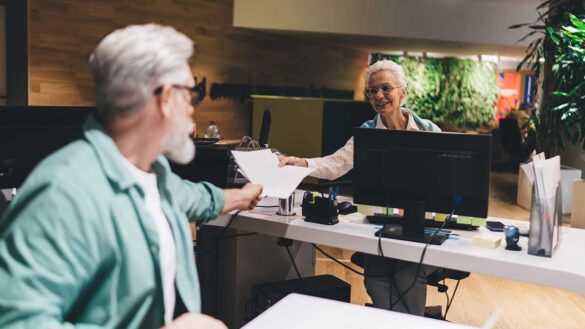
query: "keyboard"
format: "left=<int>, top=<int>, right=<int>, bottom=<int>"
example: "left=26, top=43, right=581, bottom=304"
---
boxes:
left=366, top=214, right=479, bottom=231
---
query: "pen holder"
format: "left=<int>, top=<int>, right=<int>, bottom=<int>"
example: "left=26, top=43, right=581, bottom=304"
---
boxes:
left=528, top=185, right=562, bottom=257
left=277, top=193, right=296, bottom=216
left=301, top=192, right=338, bottom=225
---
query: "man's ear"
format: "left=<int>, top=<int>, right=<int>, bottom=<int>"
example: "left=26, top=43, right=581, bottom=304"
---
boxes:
left=156, top=85, right=174, bottom=120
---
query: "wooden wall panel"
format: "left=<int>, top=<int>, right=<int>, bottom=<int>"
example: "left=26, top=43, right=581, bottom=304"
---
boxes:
left=28, top=0, right=368, bottom=138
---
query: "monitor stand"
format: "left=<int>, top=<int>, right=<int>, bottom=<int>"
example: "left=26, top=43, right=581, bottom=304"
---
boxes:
left=374, top=199, right=448, bottom=246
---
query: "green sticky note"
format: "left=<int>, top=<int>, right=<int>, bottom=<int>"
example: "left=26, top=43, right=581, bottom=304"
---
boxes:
left=456, top=216, right=487, bottom=226
left=457, top=216, right=472, bottom=225
left=471, top=217, right=487, bottom=226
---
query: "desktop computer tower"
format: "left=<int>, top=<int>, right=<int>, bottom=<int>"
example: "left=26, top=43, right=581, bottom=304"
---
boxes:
left=249, top=274, right=350, bottom=320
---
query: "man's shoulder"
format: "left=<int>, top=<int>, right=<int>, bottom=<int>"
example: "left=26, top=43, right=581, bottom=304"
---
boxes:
left=23, top=139, right=107, bottom=194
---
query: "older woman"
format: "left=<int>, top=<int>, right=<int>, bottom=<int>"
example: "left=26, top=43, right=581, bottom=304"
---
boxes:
left=278, top=59, right=439, bottom=316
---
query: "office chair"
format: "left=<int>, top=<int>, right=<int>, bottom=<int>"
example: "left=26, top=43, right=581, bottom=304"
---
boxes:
left=350, top=252, right=469, bottom=319
left=258, top=109, right=271, bottom=148
left=497, top=118, right=533, bottom=171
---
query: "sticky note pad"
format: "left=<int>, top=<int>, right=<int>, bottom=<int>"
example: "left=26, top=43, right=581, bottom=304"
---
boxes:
left=473, top=233, right=502, bottom=249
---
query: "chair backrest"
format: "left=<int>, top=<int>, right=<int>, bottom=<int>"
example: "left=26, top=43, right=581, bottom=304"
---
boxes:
left=258, top=109, right=271, bottom=148
left=499, top=118, right=522, bottom=154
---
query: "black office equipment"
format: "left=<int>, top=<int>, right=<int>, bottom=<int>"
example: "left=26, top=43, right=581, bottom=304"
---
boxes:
left=249, top=275, right=350, bottom=319
left=486, top=220, right=505, bottom=232
left=0, top=107, right=94, bottom=189
left=354, top=128, right=491, bottom=245
left=337, top=201, right=357, bottom=215
left=258, top=109, right=271, bottom=147
left=301, top=192, right=339, bottom=225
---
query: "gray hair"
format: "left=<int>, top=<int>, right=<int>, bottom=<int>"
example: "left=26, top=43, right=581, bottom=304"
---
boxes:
left=89, top=24, right=194, bottom=118
left=365, top=59, right=407, bottom=88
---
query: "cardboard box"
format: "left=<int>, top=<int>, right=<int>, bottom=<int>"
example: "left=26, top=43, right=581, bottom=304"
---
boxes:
left=561, top=166, right=582, bottom=214
left=517, top=163, right=533, bottom=210
left=517, top=164, right=582, bottom=214
left=571, top=180, right=585, bottom=229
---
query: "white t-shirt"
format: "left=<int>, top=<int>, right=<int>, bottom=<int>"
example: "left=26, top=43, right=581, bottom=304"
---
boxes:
left=123, top=159, right=176, bottom=325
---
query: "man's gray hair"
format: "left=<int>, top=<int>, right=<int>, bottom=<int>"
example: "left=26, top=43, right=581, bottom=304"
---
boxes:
left=89, top=24, right=194, bottom=118
left=365, top=59, right=407, bottom=88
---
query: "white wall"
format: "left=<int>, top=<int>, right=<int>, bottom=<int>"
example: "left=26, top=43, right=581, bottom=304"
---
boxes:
left=234, top=0, right=539, bottom=47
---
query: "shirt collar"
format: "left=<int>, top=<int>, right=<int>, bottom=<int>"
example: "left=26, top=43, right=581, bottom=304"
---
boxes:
left=375, top=110, right=420, bottom=131
left=83, top=116, right=171, bottom=191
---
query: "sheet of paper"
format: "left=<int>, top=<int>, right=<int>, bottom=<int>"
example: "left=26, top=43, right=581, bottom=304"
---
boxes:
left=231, top=149, right=314, bottom=199
left=533, top=155, right=560, bottom=199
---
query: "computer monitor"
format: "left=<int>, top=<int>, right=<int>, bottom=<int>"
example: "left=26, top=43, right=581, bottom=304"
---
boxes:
left=0, top=107, right=94, bottom=189
left=353, top=128, right=491, bottom=244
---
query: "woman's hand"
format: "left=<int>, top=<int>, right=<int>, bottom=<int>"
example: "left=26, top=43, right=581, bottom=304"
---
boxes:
left=278, top=156, right=308, bottom=168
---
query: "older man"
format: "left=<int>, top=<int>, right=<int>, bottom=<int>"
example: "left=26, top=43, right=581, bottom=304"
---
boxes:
left=0, top=24, right=261, bottom=329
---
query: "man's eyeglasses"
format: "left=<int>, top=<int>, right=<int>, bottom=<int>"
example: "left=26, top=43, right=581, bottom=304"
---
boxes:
left=365, top=84, right=397, bottom=98
left=153, top=77, right=206, bottom=106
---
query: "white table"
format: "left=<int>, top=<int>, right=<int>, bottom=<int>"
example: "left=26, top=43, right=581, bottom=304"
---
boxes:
left=242, top=293, right=479, bottom=329
left=206, top=191, right=585, bottom=297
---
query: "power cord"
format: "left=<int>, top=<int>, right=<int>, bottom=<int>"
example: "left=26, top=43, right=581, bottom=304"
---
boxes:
left=218, top=210, right=242, bottom=239
left=312, top=243, right=365, bottom=276
left=193, top=210, right=243, bottom=247
left=443, top=279, right=461, bottom=319
left=278, top=238, right=307, bottom=291
left=389, top=198, right=461, bottom=311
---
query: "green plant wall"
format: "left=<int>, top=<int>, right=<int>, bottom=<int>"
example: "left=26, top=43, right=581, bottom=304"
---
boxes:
left=370, top=54, right=499, bottom=129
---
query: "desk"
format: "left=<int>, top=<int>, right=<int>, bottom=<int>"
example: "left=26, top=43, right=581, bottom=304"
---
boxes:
left=242, top=293, right=479, bottom=329
left=201, top=191, right=585, bottom=327
left=206, top=191, right=585, bottom=296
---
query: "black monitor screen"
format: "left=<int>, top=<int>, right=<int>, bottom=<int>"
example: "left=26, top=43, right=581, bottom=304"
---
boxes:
left=0, top=107, right=94, bottom=189
left=353, top=128, right=491, bottom=218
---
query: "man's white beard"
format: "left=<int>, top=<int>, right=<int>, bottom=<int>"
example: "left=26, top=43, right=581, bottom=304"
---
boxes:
left=162, top=115, right=196, bottom=164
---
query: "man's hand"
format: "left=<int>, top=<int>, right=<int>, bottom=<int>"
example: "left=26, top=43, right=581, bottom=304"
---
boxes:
left=222, top=183, right=263, bottom=213
left=162, top=313, right=227, bottom=329
left=278, top=156, right=308, bottom=168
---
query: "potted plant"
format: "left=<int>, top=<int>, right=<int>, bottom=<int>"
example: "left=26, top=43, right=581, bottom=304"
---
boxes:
left=512, top=0, right=585, bottom=157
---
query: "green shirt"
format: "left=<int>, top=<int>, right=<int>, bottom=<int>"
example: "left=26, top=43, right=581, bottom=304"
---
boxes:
left=0, top=117, right=225, bottom=328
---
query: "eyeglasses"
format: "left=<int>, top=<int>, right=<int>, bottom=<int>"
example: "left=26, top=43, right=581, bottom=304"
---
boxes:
left=365, top=84, right=397, bottom=98
left=153, top=77, right=204, bottom=106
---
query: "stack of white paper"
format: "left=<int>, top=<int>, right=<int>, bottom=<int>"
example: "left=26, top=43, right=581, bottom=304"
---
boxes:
left=231, top=149, right=314, bottom=199
left=532, top=155, right=561, bottom=200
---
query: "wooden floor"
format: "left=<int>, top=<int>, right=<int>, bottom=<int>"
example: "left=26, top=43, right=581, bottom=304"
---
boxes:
left=315, top=172, right=585, bottom=329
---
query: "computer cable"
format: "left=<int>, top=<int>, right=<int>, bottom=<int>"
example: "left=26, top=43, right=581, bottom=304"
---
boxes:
left=444, top=279, right=450, bottom=316
left=312, top=243, right=365, bottom=276
left=376, top=202, right=411, bottom=312
left=278, top=238, right=307, bottom=291
left=389, top=197, right=461, bottom=310
left=443, top=279, right=461, bottom=319
left=193, top=210, right=243, bottom=246
left=218, top=209, right=242, bottom=239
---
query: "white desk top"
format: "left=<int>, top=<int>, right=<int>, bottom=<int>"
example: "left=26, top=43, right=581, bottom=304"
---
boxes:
left=206, top=192, right=585, bottom=296
left=242, top=293, right=479, bottom=329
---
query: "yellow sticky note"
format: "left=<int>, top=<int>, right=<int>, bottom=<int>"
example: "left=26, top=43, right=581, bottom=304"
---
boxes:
left=473, top=233, right=502, bottom=249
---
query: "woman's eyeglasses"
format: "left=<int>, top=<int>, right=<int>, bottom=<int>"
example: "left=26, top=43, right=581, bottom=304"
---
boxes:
left=365, top=84, right=397, bottom=98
